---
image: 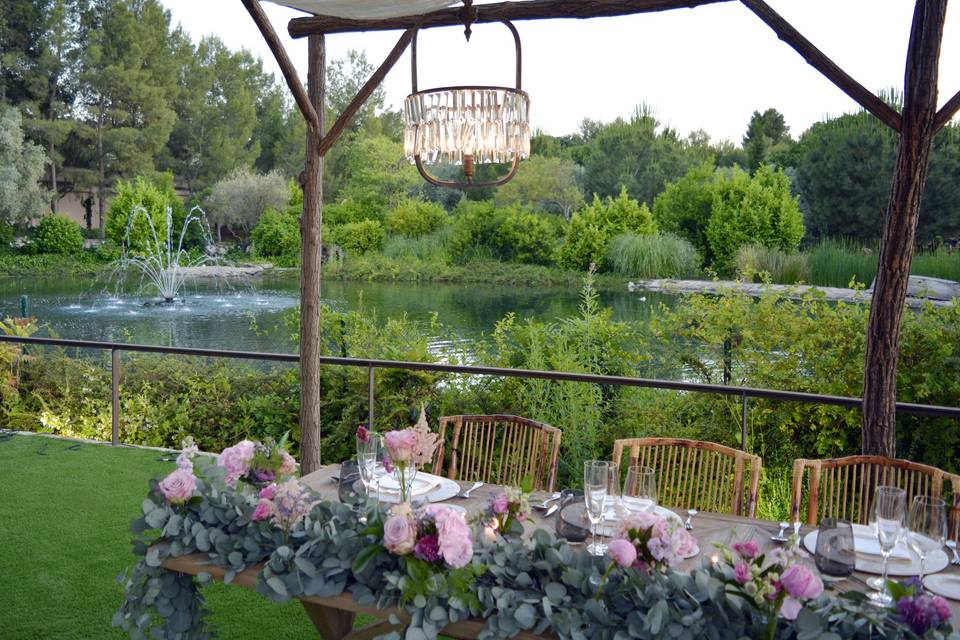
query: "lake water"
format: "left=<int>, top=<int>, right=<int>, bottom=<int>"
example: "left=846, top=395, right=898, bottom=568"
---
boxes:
left=0, top=272, right=674, bottom=355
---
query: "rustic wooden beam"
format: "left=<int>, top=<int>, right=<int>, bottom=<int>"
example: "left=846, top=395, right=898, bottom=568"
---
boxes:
left=241, top=0, right=321, bottom=138
left=862, top=0, right=948, bottom=457
left=288, top=0, right=731, bottom=37
left=934, top=88, right=960, bottom=131
left=739, top=0, right=902, bottom=133
left=317, top=28, right=416, bottom=157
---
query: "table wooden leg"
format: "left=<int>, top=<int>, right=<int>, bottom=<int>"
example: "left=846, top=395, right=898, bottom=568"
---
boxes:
left=301, top=601, right=356, bottom=639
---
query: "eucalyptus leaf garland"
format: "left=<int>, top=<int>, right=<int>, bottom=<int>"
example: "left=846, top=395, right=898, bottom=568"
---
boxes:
left=116, top=468, right=959, bottom=640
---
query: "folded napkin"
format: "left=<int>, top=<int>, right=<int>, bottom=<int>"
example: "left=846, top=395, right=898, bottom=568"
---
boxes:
left=852, top=524, right=912, bottom=561
left=378, top=474, right=442, bottom=497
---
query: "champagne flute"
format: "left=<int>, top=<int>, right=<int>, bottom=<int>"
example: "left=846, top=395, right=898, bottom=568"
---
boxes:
left=622, top=465, right=657, bottom=513
left=867, top=486, right=906, bottom=606
left=584, top=460, right=610, bottom=556
left=356, top=434, right=382, bottom=520
left=907, top=496, right=948, bottom=587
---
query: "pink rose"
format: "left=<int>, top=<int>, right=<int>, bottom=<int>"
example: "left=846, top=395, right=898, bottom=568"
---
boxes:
left=732, top=540, right=760, bottom=559
left=933, top=596, right=952, bottom=623
left=491, top=493, right=509, bottom=515
left=384, top=430, right=418, bottom=464
left=780, top=597, right=803, bottom=620
left=608, top=539, right=638, bottom=568
left=259, top=484, right=277, bottom=500
left=441, top=535, right=473, bottom=568
left=435, top=508, right=474, bottom=568
left=734, top=562, right=751, bottom=584
left=780, top=563, right=823, bottom=600
left=279, top=451, right=297, bottom=476
left=383, top=514, right=416, bottom=555
left=252, top=499, right=273, bottom=522
left=158, top=468, right=196, bottom=504
left=671, top=527, right=698, bottom=558
left=217, top=440, right=255, bottom=487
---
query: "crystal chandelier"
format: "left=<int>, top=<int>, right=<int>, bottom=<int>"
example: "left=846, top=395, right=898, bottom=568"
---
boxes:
left=403, top=14, right=530, bottom=188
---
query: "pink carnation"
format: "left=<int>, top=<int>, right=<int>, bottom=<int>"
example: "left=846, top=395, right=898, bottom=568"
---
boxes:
left=279, top=451, right=297, bottom=476
left=217, top=440, right=255, bottom=487
left=159, top=468, right=196, bottom=504
left=732, top=540, right=760, bottom=559
left=608, top=539, right=638, bottom=568
left=734, top=562, right=751, bottom=584
left=383, top=430, right=418, bottom=465
left=383, top=513, right=417, bottom=555
left=259, top=484, right=277, bottom=500
left=252, top=499, right=273, bottom=522
left=780, top=563, right=823, bottom=600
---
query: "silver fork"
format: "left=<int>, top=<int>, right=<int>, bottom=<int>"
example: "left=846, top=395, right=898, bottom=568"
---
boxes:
left=456, top=481, right=483, bottom=499
left=947, top=540, right=960, bottom=565
left=533, top=492, right=562, bottom=510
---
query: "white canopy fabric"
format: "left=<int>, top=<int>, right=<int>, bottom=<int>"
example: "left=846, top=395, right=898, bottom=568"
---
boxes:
left=267, top=0, right=460, bottom=19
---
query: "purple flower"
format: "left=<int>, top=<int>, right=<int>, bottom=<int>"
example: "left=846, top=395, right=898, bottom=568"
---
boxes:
left=608, top=539, right=638, bottom=568
left=356, top=425, right=369, bottom=443
left=253, top=468, right=276, bottom=483
left=383, top=513, right=417, bottom=555
left=734, top=562, right=751, bottom=584
left=158, top=468, right=196, bottom=505
left=383, top=454, right=394, bottom=474
left=279, top=451, right=297, bottom=476
left=414, top=534, right=442, bottom=562
left=897, top=594, right=952, bottom=634
left=732, top=540, right=760, bottom=560
left=259, top=484, right=277, bottom=500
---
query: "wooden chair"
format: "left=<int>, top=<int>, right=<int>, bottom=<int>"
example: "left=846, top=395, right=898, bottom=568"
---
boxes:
left=431, top=415, right=562, bottom=492
left=611, top=437, right=762, bottom=518
left=790, top=455, right=960, bottom=538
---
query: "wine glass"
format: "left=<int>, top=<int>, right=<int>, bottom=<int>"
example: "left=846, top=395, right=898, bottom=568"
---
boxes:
left=584, top=460, right=610, bottom=556
left=907, top=495, right=948, bottom=587
left=867, top=485, right=906, bottom=606
left=622, top=465, right=657, bottom=513
left=356, top=434, right=382, bottom=519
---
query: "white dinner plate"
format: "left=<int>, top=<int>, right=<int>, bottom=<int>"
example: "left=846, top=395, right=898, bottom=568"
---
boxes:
left=377, top=472, right=461, bottom=504
left=803, top=525, right=950, bottom=576
left=924, top=573, right=960, bottom=600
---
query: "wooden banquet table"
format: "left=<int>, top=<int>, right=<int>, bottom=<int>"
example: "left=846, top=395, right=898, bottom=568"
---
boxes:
left=162, top=464, right=960, bottom=639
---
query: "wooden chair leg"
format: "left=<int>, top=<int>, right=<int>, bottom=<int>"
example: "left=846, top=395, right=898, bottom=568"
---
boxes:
left=302, top=602, right=356, bottom=639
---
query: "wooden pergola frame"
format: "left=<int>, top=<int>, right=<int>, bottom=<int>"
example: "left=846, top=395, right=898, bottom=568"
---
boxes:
left=241, top=0, right=960, bottom=474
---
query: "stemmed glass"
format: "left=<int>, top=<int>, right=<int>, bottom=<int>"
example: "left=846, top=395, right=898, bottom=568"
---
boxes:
left=356, top=433, right=382, bottom=521
left=584, top=460, right=611, bottom=556
left=622, top=465, right=657, bottom=513
left=907, top=496, right=948, bottom=587
left=867, top=485, right=906, bottom=606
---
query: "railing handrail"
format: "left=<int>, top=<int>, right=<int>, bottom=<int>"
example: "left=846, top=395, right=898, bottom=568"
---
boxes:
left=2, top=334, right=959, bottom=419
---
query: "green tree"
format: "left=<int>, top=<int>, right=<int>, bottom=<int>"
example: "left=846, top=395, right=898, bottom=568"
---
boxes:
left=325, top=49, right=384, bottom=132
left=105, top=174, right=185, bottom=252
left=742, top=108, right=792, bottom=174
left=0, top=107, right=49, bottom=224
left=494, top=155, right=584, bottom=220
left=652, top=161, right=717, bottom=258
left=252, top=85, right=306, bottom=179
left=557, top=188, right=658, bottom=271
left=331, top=135, right=418, bottom=215
left=205, top=167, right=287, bottom=244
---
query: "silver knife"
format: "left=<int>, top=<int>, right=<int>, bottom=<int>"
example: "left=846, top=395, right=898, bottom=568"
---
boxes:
left=544, top=504, right=559, bottom=518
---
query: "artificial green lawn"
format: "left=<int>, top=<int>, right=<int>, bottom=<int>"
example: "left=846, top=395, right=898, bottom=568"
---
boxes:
left=0, top=433, right=319, bottom=639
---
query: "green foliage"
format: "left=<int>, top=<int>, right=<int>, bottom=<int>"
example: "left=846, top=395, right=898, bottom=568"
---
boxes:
left=605, top=232, right=701, bottom=279
left=329, top=135, right=418, bottom=214
left=493, top=155, right=585, bottom=219
left=448, top=200, right=500, bottom=264
left=493, top=206, right=562, bottom=265
left=326, top=219, right=385, bottom=255
left=0, top=107, right=49, bottom=223
left=34, top=213, right=83, bottom=254
left=652, top=161, right=716, bottom=257
left=735, top=244, right=809, bottom=284
left=205, top=167, right=288, bottom=240
left=742, top=108, right=793, bottom=174
left=385, top=198, right=449, bottom=237
left=912, top=247, right=960, bottom=282
left=557, top=188, right=658, bottom=271
left=251, top=208, right=300, bottom=259
left=805, top=238, right=877, bottom=288
left=324, top=198, right=375, bottom=226
left=706, top=165, right=804, bottom=273
left=106, top=175, right=187, bottom=253
left=382, top=228, right=452, bottom=264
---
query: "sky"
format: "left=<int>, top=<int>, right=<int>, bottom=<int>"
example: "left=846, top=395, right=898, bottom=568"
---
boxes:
left=160, top=0, right=960, bottom=144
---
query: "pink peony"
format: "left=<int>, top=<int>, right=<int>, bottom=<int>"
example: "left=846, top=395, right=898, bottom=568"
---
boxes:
left=440, top=534, right=473, bottom=568
left=671, top=527, right=698, bottom=558
left=608, top=539, right=638, bottom=568
left=383, top=514, right=417, bottom=555
left=780, top=597, right=803, bottom=620
left=279, top=451, right=297, bottom=476
left=252, top=499, right=273, bottom=522
left=158, top=468, right=196, bottom=505
left=259, top=484, right=277, bottom=500
left=491, top=493, right=509, bottom=515
left=732, top=540, right=760, bottom=559
left=780, top=563, right=823, bottom=600
left=734, top=562, right=751, bottom=584
left=435, top=508, right=474, bottom=568
left=383, top=430, right=418, bottom=465
left=217, top=440, right=255, bottom=487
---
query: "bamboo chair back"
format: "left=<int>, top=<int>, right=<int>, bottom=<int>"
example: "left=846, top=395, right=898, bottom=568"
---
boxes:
left=611, top=437, right=762, bottom=518
left=431, top=415, right=561, bottom=492
left=790, top=456, right=960, bottom=539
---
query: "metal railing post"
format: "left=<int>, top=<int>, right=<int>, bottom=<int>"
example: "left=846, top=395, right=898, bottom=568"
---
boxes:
left=111, top=348, right=120, bottom=446
left=367, top=366, right=375, bottom=429
left=740, top=391, right=749, bottom=451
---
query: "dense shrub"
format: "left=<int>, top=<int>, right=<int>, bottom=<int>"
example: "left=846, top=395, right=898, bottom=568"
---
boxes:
left=735, top=244, right=809, bottom=284
left=493, top=206, right=562, bottom=265
left=652, top=161, right=716, bottom=257
left=105, top=175, right=188, bottom=253
left=557, top=188, right=658, bottom=271
left=606, top=232, right=701, bottom=279
left=326, top=219, right=385, bottom=255
left=385, top=198, right=449, bottom=237
left=383, top=228, right=452, bottom=263
left=34, top=214, right=84, bottom=254
left=251, top=208, right=300, bottom=258
left=0, top=222, right=15, bottom=251
left=448, top=200, right=500, bottom=263
left=205, top=167, right=288, bottom=243
left=324, top=198, right=375, bottom=226
left=706, top=165, right=804, bottom=273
